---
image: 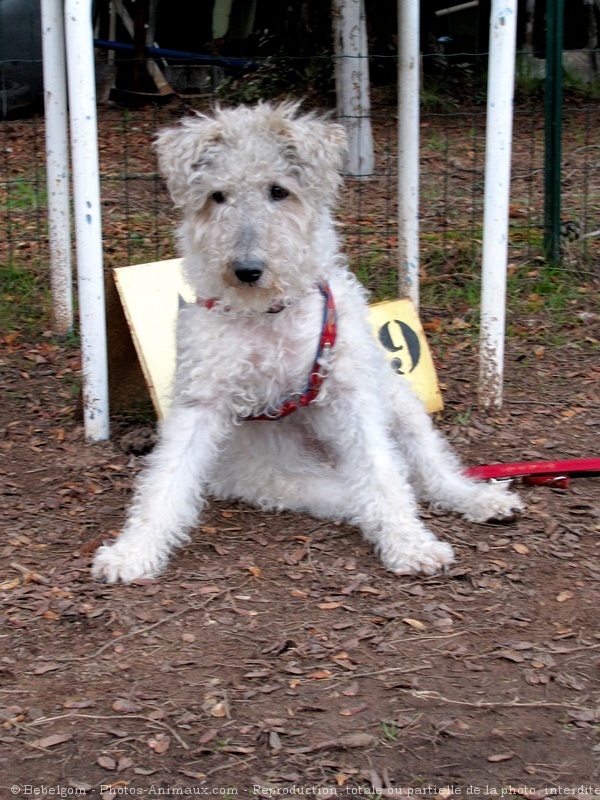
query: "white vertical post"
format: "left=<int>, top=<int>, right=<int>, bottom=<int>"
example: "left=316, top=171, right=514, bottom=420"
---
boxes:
left=65, top=0, right=110, bottom=440
left=479, top=0, right=517, bottom=410
left=41, top=0, right=72, bottom=335
left=397, top=0, right=420, bottom=309
left=332, top=0, right=374, bottom=177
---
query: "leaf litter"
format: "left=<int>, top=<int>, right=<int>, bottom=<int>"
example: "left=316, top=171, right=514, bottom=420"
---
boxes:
left=1, top=102, right=600, bottom=791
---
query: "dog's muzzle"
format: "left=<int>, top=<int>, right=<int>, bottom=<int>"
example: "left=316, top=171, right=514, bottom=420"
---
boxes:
left=233, top=259, right=265, bottom=284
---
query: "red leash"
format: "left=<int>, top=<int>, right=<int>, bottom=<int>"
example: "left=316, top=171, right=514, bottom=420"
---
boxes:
left=464, top=458, right=600, bottom=488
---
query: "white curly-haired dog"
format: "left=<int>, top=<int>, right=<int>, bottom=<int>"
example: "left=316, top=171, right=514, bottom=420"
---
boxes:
left=92, top=102, right=523, bottom=584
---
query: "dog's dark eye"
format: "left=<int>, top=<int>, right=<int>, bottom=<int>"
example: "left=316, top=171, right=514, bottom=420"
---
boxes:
left=211, top=191, right=226, bottom=204
left=270, top=185, right=289, bottom=201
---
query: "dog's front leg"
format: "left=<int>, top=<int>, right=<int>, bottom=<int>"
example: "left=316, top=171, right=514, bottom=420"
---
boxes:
left=92, top=404, right=229, bottom=584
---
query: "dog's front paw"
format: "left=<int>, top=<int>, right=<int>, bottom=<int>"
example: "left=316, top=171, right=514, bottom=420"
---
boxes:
left=463, top=483, right=525, bottom=524
left=91, top=542, right=162, bottom=584
left=380, top=538, right=455, bottom=576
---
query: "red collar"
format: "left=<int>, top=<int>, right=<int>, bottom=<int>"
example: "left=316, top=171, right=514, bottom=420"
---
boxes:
left=244, top=282, right=336, bottom=421
left=197, top=297, right=285, bottom=314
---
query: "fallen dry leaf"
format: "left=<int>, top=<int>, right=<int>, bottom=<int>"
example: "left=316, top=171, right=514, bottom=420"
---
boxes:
left=554, top=672, right=585, bottom=691
left=338, top=732, right=376, bottom=748
left=556, top=590, right=574, bottom=602
left=524, top=669, right=550, bottom=686
left=339, top=703, right=368, bottom=716
left=402, top=618, right=427, bottom=631
left=531, top=652, right=556, bottom=668
left=116, top=756, right=134, bottom=772
left=0, top=578, right=21, bottom=591
left=496, top=649, right=526, bottom=663
left=210, top=703, right=227, bottom=717
left=268, top=730, right=282, bottom=749
left=62, top=698, right=95, bottom=709
left=112, top=698, right=143, bottom=713
left=248, top=565, right=262, bottom=578
left=512, top=543, right=530, bottom=555
left=148, top=734, right=171, bottom=754
left=198, top=729, right=218, bottom=745
left=29, top=732, right=73, bottom=750
left=180, top=768, right=208, bottom=779
left=33, top=662, right=61, bottom=675
left=567, top=709, right=596, bottom=723
left=97, top=755, right=116, bottom=770
left=306, top=669, right=333, bottom=679
left=148, top=709, right=168, bottom=721
left=487, top=752, right=514, bottom=762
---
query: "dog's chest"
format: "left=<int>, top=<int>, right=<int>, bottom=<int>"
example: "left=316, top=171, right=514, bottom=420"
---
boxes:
left=176, top=300, right=324, bottom=413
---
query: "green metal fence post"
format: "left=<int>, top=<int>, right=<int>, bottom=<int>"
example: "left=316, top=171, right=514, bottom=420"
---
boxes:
left=544, top=0, right=564, bottom=265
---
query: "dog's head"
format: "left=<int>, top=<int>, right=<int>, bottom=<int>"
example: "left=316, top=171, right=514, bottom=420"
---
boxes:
left=155, top=102, right=347, bottom=211
left=154, top=103, right=348, bottom=310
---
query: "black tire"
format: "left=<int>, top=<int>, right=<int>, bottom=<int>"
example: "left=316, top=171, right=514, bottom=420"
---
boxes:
left=0, top=80, right=33, bottom=118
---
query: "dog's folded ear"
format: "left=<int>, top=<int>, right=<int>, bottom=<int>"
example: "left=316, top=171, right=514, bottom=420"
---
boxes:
left=278, top=112, right=348, bottom=203
left=154, top=115, right=222, bottom=207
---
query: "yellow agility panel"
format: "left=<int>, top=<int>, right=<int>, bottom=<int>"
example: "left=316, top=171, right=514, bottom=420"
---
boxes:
left=113, top=259, right=192, bottom=419
left=114, top=261, right=443, bottom=419
left=368, top=299, right=444, bottom=414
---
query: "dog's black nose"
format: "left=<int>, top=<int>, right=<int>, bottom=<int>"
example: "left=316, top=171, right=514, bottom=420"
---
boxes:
left=233, top=259, right=264, bottom=284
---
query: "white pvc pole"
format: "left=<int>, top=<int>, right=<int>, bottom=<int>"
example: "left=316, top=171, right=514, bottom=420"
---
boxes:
left=478, top=0, right=517, bottom=410
left=397, top=0, right=420, bottom=309
left=65, top=0, right=110, bottom=441
left=41, top=0, right=72, bottom=335
left=332, top=0, right=375, bottom=177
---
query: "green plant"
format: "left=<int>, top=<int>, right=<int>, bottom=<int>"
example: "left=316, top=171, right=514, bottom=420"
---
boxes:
left=3, top=178, right=47, bottom=212
left=354, top=251, right=400, bottom=302
left=216, top=52, right=333, bottom=105
left=506, top=260, right=582, bottom=316
left=421, top=83, right=459, bottom=113
left=563, top=69, right=600, bottom=101
left=0, top=261, right=50, bottom=331
left=421, top=128, right=447, bottom=153
left=514, top=53, right=545, bottom=101
left=456, top=406, right=472, bottom=426
left=380, top=720, right=399, bottom=741
left=216, top=70, right=270, bottom=106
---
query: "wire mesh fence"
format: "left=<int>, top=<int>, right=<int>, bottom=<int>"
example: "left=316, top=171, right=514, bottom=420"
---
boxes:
left=1, top=44, right=598, bottom=329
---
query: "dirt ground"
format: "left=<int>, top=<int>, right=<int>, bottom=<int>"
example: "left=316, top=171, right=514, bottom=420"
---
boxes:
left=1, top=297, right=599, bottom=796
left=1, top=94, right=600, bottom=797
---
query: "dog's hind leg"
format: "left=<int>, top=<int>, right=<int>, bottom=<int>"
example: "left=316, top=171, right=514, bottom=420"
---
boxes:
left=92, top=405, right=229, bottom=583
left=388, top=380, right=524, bottom=523
left=211, top=420, right=448, bottom=575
